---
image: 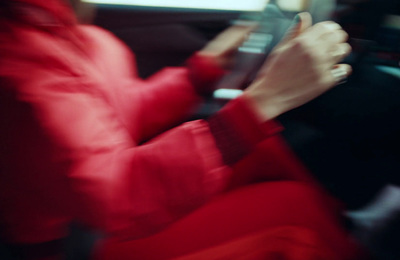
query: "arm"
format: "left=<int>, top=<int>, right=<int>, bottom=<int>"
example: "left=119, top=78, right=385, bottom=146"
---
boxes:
left=0, top=13, right=351, bottom=242
left=0, top=23, right=275, bottom=242
left=7, top=71, right=277, bottom=240
left=80, top=25, right=252, bottom=143
left=68, top=14, right=351, bottom=237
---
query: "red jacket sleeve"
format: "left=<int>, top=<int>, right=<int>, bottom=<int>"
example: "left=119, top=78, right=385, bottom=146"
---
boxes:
left=78, top=26, right=206, bottom=143
left=1, top=68, right=282, bottom=241
left=0, top=66, right=229, bottom=241
left=0, top=23, right=286, bottom=243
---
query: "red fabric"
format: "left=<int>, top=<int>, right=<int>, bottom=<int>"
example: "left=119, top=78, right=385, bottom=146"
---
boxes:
left=0, top=0, right=291, bottom=244
left=94, top=182, right=368, bottom=260
left=173, top=226, right=339, bottom=260
left=208, top=97, right=283, bottom=165
left=2, top=0, right=76, bottom=27
left=186, top=52, right=226, bottom=96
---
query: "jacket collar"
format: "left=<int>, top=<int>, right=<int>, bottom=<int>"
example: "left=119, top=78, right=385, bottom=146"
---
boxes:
left=5, top=0, right=77, bottom=30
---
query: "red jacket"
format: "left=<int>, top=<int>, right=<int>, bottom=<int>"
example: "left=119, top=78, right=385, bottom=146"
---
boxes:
left=0, top=0, right=296, bottom=244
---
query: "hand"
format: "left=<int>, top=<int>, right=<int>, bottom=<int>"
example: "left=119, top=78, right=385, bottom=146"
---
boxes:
left=243, top=12, right=352, bottom=121
left=197, top=23, right=256, bottom=69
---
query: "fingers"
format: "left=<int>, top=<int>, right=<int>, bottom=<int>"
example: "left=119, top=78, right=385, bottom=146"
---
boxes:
left=281, top=12, right=312, bottom=43
left=321, top=29, right=349, bottom=45
left=295, top=22, right=347, bottom=48
left=294, top=20, right=351, bottom=71
left=243, top=17, right=353, bottom=120
left=330, top=42, right=352, bottom=64
left=306, top=21, right=343, bottom=42
left=297, top=12, right=313, bottom=34
left=201, top=24, right=257, bottom=57
left=328, top=64, right=352, bottom=86
left=199, top=24, right=257, bottom=68
left=221, top=24, right=258, bottom=52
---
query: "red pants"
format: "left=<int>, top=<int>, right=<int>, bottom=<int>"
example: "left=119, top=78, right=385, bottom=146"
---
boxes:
left=93, top=181, right=367, bottom=260
left=93, top=140, right=368, bottom=260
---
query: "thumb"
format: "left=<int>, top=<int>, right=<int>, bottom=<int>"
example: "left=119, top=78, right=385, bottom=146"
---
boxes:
left=281, top=12, right=312, bottom=43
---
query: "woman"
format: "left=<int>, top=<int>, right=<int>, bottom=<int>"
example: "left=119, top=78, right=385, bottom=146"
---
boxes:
left=0, top=0, right=365, bottom=259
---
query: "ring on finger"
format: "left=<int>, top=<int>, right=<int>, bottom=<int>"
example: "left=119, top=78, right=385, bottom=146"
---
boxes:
left=331, top=66, right=348, bottom=85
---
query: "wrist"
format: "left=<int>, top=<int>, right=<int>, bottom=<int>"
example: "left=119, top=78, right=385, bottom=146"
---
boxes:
left=208, top=96, right=283, bottom=165
left=242, top=83, right=283, bottom=122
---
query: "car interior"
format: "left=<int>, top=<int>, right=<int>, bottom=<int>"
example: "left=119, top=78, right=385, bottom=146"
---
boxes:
left=1, top=0, right=400, bottom=259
